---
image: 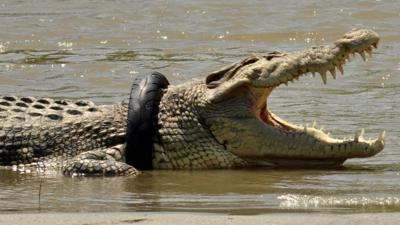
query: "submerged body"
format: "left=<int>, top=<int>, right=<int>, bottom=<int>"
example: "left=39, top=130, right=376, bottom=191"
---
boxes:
left=0, top=29, right=385, bottom=175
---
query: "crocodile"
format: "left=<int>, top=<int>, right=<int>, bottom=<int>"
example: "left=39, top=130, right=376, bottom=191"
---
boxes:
left=0, top=28, right=385, bottom=176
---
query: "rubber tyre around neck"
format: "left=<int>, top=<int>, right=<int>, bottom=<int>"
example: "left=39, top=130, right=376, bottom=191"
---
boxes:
left=126, top=72, right=169, bottom=170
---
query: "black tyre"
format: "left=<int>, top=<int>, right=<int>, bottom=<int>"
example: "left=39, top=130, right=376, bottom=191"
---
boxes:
left=126, top=72, right=169, bottom=170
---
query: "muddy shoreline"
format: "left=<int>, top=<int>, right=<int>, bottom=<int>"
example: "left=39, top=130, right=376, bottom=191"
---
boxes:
left=1, top=212, right=399, bottom=225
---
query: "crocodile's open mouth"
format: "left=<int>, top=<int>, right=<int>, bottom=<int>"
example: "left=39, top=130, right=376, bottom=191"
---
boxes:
left=254, top=41, right=385, bottom=157
left=206, top=29, right=384, bottom=164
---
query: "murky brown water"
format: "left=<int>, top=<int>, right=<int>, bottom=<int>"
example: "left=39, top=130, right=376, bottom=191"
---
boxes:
left=0, top=0, right=399, bottom=214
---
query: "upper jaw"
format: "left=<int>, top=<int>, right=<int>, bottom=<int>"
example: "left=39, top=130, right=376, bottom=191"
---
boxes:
left=244, top=29, right=380, bottom=89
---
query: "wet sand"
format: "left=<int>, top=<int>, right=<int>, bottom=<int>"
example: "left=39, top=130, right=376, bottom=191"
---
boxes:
left=1, top=212, right=399, bottom=225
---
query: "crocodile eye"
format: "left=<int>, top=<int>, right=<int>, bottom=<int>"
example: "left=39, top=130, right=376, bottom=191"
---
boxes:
left=205, top=72, right=225, bottom=88
left=206, top=56, right=259, bottom=89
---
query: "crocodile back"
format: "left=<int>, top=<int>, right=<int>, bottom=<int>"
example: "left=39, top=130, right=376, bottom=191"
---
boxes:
left=0, top=96, right=127, bottom=166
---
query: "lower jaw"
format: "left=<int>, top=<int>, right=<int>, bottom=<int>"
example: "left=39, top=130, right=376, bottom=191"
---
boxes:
left=259, top=106, right=297, bottom=132
left=259, top=103, right=344, bottom=142
left=249, top=89, right=384, bottom=162
left=245, top=157, right=346, bottom=168
left=256, top=107, right=376, bottom=160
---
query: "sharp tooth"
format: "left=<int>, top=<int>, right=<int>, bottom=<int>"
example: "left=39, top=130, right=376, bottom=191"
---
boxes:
left=358, top=51, right=366, bottom=61
left=366, top=47, right=373, bottom=57
left=345, top=54, right=350, bottom=61
left=337, top=64, right=344, bottom=75
left=329, top=68, right=336, bottom=79
left=304, top=123, right=308, bottom=132
left=378, top=130, right=386, bottom=141
left=320, top=71, right=327, bottom=84
left=354, top=129, right=365, bottom=142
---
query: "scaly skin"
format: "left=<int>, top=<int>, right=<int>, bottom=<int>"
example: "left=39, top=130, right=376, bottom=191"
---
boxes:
left=0, top=97, right=135, bottom=175
left=0, top=29, right=385, bottom=175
